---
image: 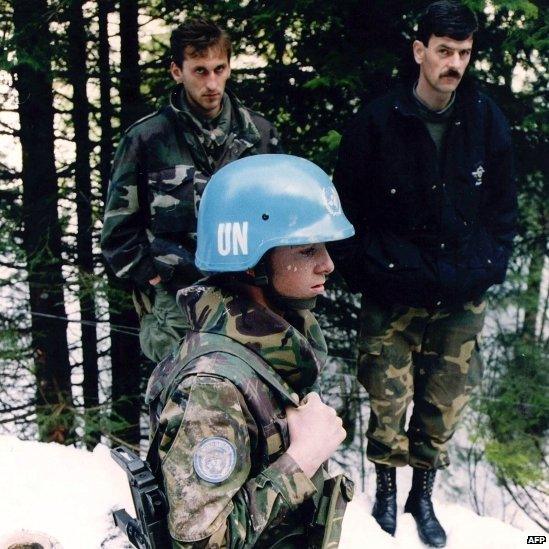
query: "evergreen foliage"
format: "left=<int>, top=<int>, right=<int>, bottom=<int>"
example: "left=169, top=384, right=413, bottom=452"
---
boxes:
left=0, top=0, right=546, bottom=526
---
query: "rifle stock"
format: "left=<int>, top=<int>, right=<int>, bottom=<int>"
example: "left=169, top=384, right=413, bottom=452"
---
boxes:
left=110, top=446, right=171, bottom=549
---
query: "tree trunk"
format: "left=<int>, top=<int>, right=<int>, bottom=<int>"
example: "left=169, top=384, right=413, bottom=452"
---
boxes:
left=522, top=241, right=546, bottom=340
left=98, top=0, right=114, bottom=206
left=100, top=0, right=144, bottom=445
left=119, top=0, right=144, bottom=128
left=13, top=0, right=73, bottom=443
left=67, top=0, right=100, bottom=448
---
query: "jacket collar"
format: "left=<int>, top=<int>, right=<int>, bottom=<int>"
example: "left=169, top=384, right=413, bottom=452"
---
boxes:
left=176, top=281, right=327, bottom=394
left=169, top=85, right=261, bottom=147
left=392, top=78, right=479, bottom=119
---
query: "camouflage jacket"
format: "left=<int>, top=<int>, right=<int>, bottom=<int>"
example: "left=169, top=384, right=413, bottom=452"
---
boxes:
left=100, top=88, right=281, bottom=288
left=145, top=280, right=329, bottom=547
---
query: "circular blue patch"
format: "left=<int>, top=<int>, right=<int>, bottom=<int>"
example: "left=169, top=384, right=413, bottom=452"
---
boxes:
left=193, top=437, right=237, bottom=484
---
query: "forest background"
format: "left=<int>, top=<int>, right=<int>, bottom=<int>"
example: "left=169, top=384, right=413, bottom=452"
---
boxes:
left=0, top=0, right=547, bottom=532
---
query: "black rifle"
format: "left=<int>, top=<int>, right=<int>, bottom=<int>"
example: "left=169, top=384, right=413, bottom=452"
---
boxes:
left=110, top=446, right=171, bottom=549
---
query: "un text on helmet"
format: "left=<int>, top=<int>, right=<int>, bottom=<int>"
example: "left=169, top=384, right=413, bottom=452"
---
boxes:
left=217, top=222, right=249, bottom=256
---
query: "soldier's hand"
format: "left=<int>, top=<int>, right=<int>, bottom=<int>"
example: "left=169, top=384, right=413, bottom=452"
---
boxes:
left=285, top=392, right=346, bottom=478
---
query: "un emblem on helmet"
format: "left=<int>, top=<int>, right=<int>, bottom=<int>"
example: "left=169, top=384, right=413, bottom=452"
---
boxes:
left=323, top=188, right=342, bottom=216
left=193, top=436, right=237, bottom=483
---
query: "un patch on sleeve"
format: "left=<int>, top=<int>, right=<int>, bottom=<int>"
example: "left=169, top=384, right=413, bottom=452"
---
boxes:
left=193, top=436, right=237, bottom=483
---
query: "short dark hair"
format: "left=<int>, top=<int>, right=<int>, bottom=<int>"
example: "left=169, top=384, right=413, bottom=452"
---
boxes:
left=170, top=18, right=232, bottom=67
left=417, top=1, right=478, bottom=46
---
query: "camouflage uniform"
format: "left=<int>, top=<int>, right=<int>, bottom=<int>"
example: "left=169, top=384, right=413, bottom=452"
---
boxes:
left=145, top=280, right=351, bottom=547
left=357, top=297, right=486, bottom=469
left=101, top=87, right=281, bottom=361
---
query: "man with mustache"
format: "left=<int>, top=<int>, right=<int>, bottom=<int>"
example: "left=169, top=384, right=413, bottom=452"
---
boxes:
left=332, top=2, right=516, bottom=546
left=101, top=19, right=281, bottom=362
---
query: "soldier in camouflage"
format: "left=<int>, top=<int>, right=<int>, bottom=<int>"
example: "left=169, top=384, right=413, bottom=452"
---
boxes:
left=101, top=18, right=281, bottom=362
left=146, top=155, right=355, bottom=547
left=332, top=2, right=516, bottom=547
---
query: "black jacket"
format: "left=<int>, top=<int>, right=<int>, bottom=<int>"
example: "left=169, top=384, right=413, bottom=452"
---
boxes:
left=332, top=82, right=517, bottom=308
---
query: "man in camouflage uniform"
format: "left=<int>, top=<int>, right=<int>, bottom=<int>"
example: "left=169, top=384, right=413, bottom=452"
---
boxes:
left=146, top=154, right=355, bottom=547
left=101, top=18, right=281, bottom=362
left=332, top=2, right=516, bottom=546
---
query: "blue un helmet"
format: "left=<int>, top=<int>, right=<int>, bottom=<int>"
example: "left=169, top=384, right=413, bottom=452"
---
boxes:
left=195, top=154, right=354, bottom=272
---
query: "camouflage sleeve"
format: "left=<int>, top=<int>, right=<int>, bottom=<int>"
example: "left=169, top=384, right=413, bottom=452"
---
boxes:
left=100, top=130, right=157, bottom=285
left=250, top=111, right=283, bottom=154
left=268, top=123, right=283, bottom=153
left=159, top=373, right=316, bottom=548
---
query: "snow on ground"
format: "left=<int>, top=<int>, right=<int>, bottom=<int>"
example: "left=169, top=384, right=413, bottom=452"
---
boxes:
left=0, top=435, right=540, bottom=549
left=0, top=436, right=131, bottom=549
left=340, top=492, right=532, bottom=549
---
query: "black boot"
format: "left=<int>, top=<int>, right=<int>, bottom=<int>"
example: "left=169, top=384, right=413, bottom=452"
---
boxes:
left=372, top=464, right=397, bottom=536
left=404, top=468, right=447, bottom=547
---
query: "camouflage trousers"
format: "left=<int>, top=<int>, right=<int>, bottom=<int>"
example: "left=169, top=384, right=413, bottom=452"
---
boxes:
left=137, top=285, right=189, bottom=362
left=357, top=298, right=486, bottom=469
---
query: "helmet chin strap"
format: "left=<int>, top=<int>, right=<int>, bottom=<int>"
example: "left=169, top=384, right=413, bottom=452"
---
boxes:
left=249, top=258, right=269, bottom=287
left=249, top=257, right=318, bottom=311
left=266, top=289, right=318, bottom=311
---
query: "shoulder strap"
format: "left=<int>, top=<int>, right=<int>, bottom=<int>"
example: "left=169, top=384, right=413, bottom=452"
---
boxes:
left=162, top=333, right=299, bottom=407
left=123, top=110, right=159, bottom=134
left=146, top=332, right=299, bottom=469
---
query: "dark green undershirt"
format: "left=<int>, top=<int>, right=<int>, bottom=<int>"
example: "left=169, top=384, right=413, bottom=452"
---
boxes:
left=412, top=82, right=455, bottom=159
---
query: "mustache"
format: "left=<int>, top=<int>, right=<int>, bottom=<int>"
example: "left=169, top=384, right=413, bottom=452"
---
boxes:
left=441, top=69, right=461, bottom=79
